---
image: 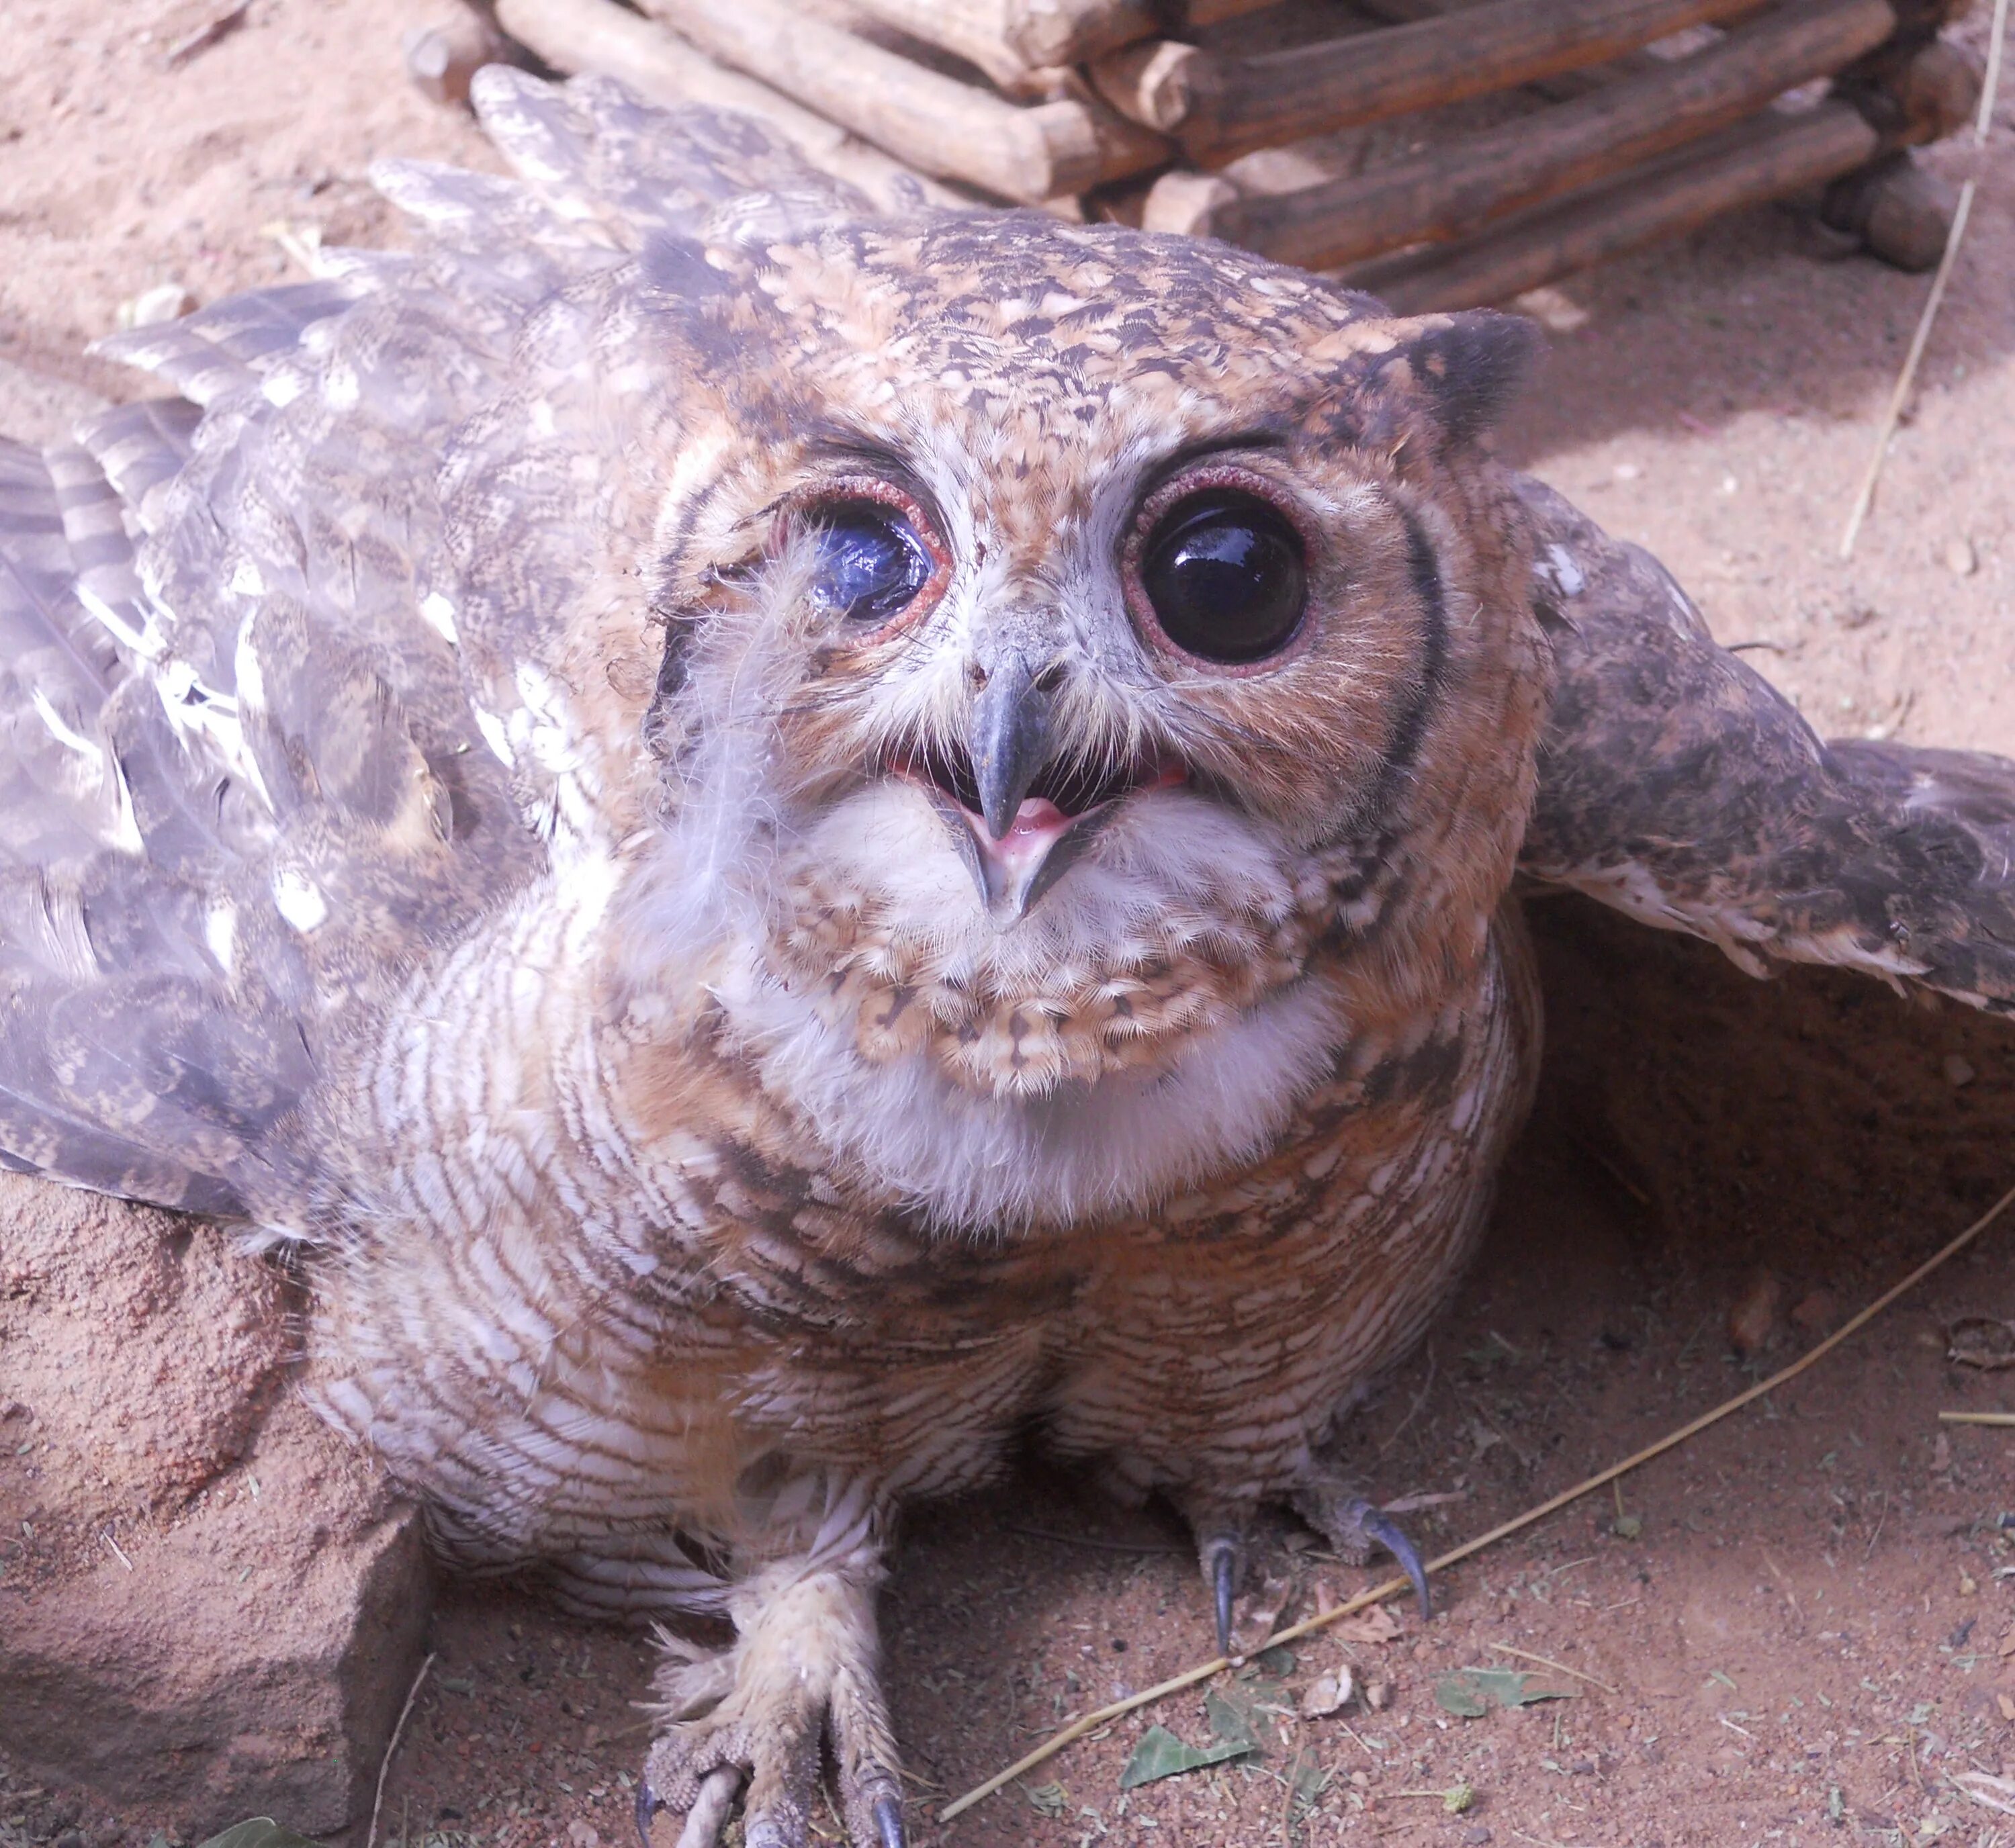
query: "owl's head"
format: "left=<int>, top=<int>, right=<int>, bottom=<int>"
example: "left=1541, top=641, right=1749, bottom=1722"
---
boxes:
left=574, top=212, right=1549, bottom=1223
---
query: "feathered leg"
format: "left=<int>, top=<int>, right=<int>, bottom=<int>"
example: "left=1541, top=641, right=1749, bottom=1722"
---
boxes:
left=639, top=1514, right=903, bottom=1848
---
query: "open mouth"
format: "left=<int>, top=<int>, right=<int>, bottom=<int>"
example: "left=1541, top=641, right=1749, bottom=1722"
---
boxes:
left=892, top=742, right=1186, bottom=919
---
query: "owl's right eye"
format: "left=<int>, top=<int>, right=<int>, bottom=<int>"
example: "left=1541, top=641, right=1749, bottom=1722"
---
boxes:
left=804, top=501, right=933, bottom=625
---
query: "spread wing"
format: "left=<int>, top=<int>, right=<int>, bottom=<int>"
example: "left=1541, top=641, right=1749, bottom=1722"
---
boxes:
left=0, top=71, right=881, bottom=1231
left=1517, top=476, right=2015, bottom=1014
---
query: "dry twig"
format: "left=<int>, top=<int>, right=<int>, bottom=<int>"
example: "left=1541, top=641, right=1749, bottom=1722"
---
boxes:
left=1839, top=0, right=2008, bottom=556
left=366, top=1651, right=437, bottom=1848
left=940, top=1179, right=2015, bottom=1822
left=1486, top=1641, right=1617, bottom=1693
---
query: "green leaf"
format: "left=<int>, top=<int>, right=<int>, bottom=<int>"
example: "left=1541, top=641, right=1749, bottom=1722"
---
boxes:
left=1205, top=1685, right=1265, bottom=1751
left=1434, top=1675, right=1491, bottom=1718
left=1119, top=1724, right=1254, bottom=1790
left=195, top=1822, right=324, bottom=1848
left=1434, top=1669, right=1574, bottom=1718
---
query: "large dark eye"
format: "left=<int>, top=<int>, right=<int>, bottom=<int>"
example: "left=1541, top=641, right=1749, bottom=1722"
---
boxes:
left=805, top=500, right=932, bottom=625
left=1139, top=489, right=1306, bottom=664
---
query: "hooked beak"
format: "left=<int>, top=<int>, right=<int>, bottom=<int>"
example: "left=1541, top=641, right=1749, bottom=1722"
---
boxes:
left=897, top=654, right=1185, bottom=923
left=971, top=654, right=1057, bottom=844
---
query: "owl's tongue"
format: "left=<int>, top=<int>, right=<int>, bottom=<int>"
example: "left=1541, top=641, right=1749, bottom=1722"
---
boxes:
left=986, top=796, right=1073, bottom=876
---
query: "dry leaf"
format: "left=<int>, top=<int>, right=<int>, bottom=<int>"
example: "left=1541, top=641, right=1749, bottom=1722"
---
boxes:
left=1300, top=1669, right=1352, bottom=1718
left=1229, top=1565, right=1302, bottom=1659
left=1331, top=1605, right=1402, bottom=1646
left=195, top=1825, right=324, bottom=1848
left=1948, top=1318, right=2015, bottom=1370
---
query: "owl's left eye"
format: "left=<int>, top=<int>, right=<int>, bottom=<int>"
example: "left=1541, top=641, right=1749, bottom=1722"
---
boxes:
left=804, top=501, right=933, bottom=625
left=1136, top=488, right=1306, bottom=665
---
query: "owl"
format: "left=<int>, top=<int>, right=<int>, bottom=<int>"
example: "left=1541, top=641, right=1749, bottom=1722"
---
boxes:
left=3, top=68, right=2012, bottom=1848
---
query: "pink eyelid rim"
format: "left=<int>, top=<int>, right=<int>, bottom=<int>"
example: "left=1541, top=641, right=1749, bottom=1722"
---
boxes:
left=777, top=474, right=952, bottom=641
left=1121, top=461, right=1318, bottom=676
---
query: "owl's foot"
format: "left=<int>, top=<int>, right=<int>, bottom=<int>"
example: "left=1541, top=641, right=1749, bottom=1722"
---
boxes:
left=638, top=1558, right=903, bottom=1848
left=1292, top=1473, right=1433, bottom=1619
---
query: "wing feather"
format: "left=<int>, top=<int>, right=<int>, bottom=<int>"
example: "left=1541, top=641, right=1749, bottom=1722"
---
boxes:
left=0, top=71, right=895, bottom=1226
left=1518, top=477, right=2015, bottom=1013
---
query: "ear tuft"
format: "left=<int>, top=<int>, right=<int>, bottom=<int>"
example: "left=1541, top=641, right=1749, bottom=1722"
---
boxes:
left=1403, top=311, right=1545, bottom=448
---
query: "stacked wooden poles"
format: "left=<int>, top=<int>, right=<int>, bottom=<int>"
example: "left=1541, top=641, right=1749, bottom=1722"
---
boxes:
left=1091, top=0, right=1775, bottom=157
left=629, top=0, right=1169, bottom=202
left=436, top=0, right=1984, bottom=310
left=1143, top=0, right=1899, bottom=267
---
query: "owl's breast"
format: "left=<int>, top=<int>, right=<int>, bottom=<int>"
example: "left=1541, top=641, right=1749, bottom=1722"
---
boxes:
left=1032, top=901, right=1543, bottom=1499
left=656, top=903, right=1542, bottom=1506
left=308, top=887, right=1537, bottom=1555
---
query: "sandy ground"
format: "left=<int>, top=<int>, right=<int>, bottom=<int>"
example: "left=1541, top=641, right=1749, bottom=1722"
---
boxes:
left=3, top=3, right=2015, bottom=1846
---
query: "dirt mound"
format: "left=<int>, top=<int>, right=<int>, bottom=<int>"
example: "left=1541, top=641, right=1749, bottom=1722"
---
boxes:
left=0, top=1179, right=431, bottom=1838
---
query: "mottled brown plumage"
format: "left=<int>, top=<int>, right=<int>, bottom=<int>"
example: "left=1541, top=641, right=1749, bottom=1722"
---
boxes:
left=1, top=71, right=2011, bottom=1848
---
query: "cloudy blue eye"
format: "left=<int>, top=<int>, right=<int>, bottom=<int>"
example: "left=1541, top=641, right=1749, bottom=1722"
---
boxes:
left=806, top=501, right=932, bottom=624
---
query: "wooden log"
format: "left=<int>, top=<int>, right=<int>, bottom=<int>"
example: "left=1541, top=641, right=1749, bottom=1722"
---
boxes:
left=1346, top=99, right=1883, bottom=312
left=633, top=0, right=1169, bottom=201
left=1140, top=169, right=1241, bottom=234
left=1844, top=36, right=1985, bottom=142
left=404, top=11, right=518, bottom=105
left=1349, top=0, right=1748, bottom=99
left=1167, top=0, right=1282, bottom=24
left=839, top=0, right=1157, bottom=80
left=1090, top=0, right=1769, bottom=160
left=1181, top=0, right=1897, bottom=271
left=1823, top=149, right=1958, bottom=269
left=492, top=0, right=971, bottom=210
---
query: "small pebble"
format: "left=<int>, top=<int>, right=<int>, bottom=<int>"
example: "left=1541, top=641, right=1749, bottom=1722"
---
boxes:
left=1464, top=1829, right=1493, bottom=1846
left=1944, top=1054, right=1976, bottom=1087
left=1944, top=537, right=1978, bottom=577
left=116, top=282, right=195, bottom=330
left=1363, top=1678, right=1393, bottom=1710
left=1728, top=1268, right=1783, bottom=1357
left=1789, top=1288, right=1838, bottom=1336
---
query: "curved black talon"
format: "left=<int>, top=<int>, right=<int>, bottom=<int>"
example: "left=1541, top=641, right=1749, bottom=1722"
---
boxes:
left=873, top=1794, right=906, bottom=1848
left=1204, top=1538, right=1239, bottom=1655
left=634, top=1777, right=666, bottom=1848
left=1353, top=1500, right=1432, bottom=1620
